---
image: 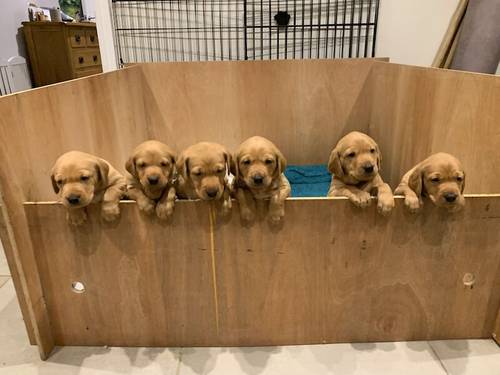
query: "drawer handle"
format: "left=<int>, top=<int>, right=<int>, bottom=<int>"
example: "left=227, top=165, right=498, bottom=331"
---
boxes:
left=75, top=35, right=81, bottom=43
left=78, top=57, right=84, bottom=64
left=90, top=35, right=95, bottom=42
left=93, top=55, right=98, bottom=62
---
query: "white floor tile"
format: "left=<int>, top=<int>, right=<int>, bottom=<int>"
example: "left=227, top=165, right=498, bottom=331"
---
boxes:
left=430, top=339, right=500, bottom=375
left=178, top=341, right=447, bottom=375
left=0, top=276, right=9, bottom=289
left=0, top=240, right=9, bottom=276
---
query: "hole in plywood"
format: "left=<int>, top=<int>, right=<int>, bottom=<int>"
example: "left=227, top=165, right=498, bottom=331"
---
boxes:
left=71, top=281, right=86, bottom=293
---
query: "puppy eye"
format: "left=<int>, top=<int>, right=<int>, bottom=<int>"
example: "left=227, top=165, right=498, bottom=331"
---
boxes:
left=431, top=177, right=440, bottom=183
left=347, top=152, right=356, bottom=158
left=216, top=168, right=224, bottom=174
left=56, top=179, right=63, bottom=185
left=80, top=176, right=90, bottom=182
left=138, top=162, right=146, bottom=168
left=193, top=171, right=202, bottom=177
left=265, top=159, right=274, bottom=165
left=370, top=148, right=376, bottom=153
left=160, top=161, right=169, bottom=167
left=242, top=160, right=251, bottom=165
left=456, top=176, right=463, bottom=182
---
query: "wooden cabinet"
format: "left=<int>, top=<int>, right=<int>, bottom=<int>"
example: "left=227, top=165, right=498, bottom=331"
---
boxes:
left=22, top=22, right=103, bottom=87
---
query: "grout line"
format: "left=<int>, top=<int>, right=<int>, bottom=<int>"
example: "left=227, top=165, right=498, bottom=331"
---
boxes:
left=175, top=348, right=183, bottom=375
left=427, top=341, right=449, bottom=374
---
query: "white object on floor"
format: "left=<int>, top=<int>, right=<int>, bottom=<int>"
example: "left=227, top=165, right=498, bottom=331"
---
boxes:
left=0, top=56, right=32, bottom=95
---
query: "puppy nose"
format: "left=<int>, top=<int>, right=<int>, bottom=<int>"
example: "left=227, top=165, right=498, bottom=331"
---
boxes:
left=444, top=192, right=457, bottom=202
left=363, top=164, right=374, bottom=174
left=147, top=175, right=159, bottom=185
left=67, top=194, right=81, bottom=205
left=253, top=174, right=264, bottom=185
left=206, top=188, right=218, bottom=198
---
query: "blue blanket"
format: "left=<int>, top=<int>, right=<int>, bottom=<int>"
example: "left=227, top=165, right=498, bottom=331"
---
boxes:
left=284, top=165, right=331, bottom=197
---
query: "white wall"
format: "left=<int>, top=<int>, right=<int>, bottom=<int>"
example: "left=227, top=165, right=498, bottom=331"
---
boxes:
left=0, top=0, right=59, bottom=61
left=375, top=0, right=460, bottom=66
left=82, top=0, right=96, bottom=19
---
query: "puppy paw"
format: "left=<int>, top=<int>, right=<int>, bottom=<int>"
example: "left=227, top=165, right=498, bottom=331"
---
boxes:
left=377, top=195, right=395, bottom=216
left=156, top=202, right=174, bottom=220
left=350, top=192, right=372, bottom=208
left=404, top=196, right=422, bottom=213
left=67, top=210, right=87, bottom=226
left=268, top=207, right=285, bottom=224
left=101, top=203, right=120, bottom=222
left=240, top=208, right=255, bottom=222
left=137, top=198, right=155, bottom=215
left=221, top=198, right=232, bottom=216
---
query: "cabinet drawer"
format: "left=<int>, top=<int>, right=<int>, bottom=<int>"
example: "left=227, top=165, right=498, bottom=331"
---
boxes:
left=69, top=29, right=86, bottom=48
left=86, top=30, right=99, bottom=46
left=72, top=50, right=101, bottom=69
left=75, top=66, right=103, bottom=79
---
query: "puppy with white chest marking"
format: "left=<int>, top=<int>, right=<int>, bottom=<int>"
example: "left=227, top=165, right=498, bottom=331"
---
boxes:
left=232, top=136, right=291, bottom=223
left=125, top=140, right=177, bottom=220
left=51, top=151, right=127, bottom=225
left=175, top=142, right=233, bottom=215
left=395, top=153, right=465, bottom=213
left=327, top=131, right=394, bottom=215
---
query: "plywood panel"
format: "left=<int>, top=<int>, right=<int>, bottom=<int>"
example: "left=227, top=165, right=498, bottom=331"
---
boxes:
left=24, top=197, right=500, bottom=346
left=369, top=62, right=500, bottom=193
left=140, top=59, right=374, bottom=164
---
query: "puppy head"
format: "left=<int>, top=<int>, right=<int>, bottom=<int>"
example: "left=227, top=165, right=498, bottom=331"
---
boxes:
left=328, top=132, right=381, bottom=183
left=126, top=140, right=176, bottom=197
left=51, top=151, right=108, bottom=209
left=233, top=136, right=286, bottom=190
left=177, top=142, right=231, bottom=201
left=409, top=153, right=465, bottom=211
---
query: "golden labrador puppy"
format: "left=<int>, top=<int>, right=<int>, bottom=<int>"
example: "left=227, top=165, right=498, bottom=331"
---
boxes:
left=232, top=136, right=291, bottom=223
left=125, top=140, right=177, bottom=220
left=51, top=151, right=126, bottom=225
left=327, top=131, right=394, bottom=215
left=395, top=152, right=465, bottom=212
left=176, top=142, right=232, bottom=215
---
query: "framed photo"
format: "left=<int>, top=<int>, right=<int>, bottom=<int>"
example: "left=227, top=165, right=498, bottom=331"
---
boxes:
left=58, top=0, right=83, bottom=19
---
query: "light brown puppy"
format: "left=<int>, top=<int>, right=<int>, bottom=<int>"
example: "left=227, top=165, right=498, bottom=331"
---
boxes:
left=51, top=151, right=127, bottom=225
left=176, top=142, right=232, bottom=215
left=395, top=153, right=465, bottom=212
left=125, top=140, right=177, bottom=220
left=232, top=136, right=291, bottom=223
left=327, top=131, right=394, bottom=215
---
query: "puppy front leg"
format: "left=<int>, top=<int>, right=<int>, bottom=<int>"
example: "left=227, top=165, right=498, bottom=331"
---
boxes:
left=236, top=188, right=256, bottom=222
left=376, top=182, right=395, bottom=216
left=268, top=175, right=291, bottom=223
left=330, top=181, right=371, bottom=208
left=67, top=208, right=87, bottom=226
left=156, top=185, right=176, bottom=220
left=101, top=183, right=126, bottom=222
left=395, top=184, right=422, bottom=213
left=221, top=185, right=232, bottom=216
left=127, top=182, right=155, bottom=215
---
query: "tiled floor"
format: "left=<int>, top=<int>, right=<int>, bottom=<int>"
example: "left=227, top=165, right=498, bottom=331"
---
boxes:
left=0, top=242, right=498, bottom=374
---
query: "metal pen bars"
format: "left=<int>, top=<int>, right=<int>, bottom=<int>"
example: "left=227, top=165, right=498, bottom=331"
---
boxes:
left=111, top=0, right=379, bottom=64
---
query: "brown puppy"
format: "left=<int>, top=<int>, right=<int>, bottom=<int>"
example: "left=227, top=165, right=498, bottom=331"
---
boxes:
left=327, top=131, right=394, bottom=215
left=232, top=136, right=291, bottom=223
left=51, top=151, right=126, bottom=225
left=395, top=153, right=465, bottom=212
left=125, top=140, right=177, bottom=220
left=176, top=142, right=232, bottom=215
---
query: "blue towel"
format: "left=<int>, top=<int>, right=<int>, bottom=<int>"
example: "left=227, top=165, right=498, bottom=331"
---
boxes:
left=284, top=165, right=331, bottom=197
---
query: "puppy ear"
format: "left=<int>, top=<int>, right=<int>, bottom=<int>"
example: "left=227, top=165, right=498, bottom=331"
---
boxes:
left=95, top=159, right=110, bottom=188
left=276, top=149, right=287, bottom=176
left=50, top=171, right=59, bottom=194
left=176, top=153, right=189, bottom=178
left=376, top=145, right=382, bottom=170
left=125, top=156, right=136, bottom=177
left=408, top=167, right=423, bottom=197
left=328, top=149, right=344, bottom=178
left=461, top=172, right=466, bottom=194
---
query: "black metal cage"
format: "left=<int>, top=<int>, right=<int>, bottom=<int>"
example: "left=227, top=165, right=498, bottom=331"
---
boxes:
left=112, top=0, right=380, bottom=64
